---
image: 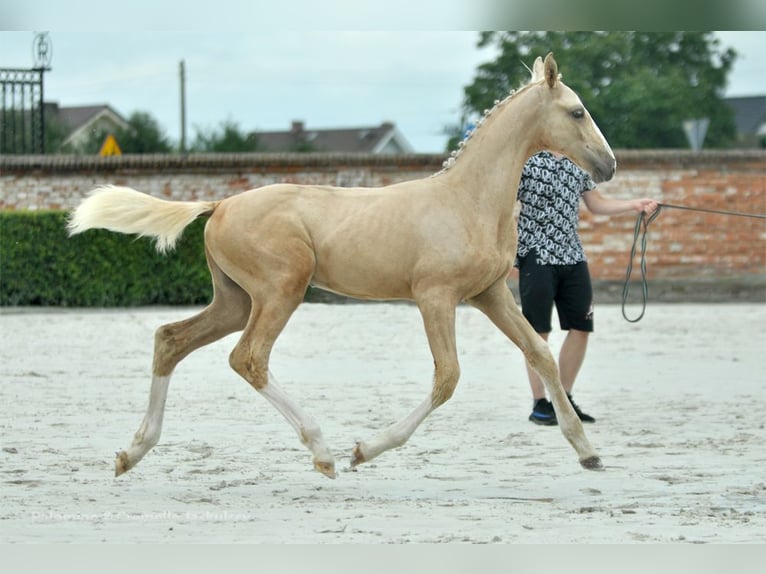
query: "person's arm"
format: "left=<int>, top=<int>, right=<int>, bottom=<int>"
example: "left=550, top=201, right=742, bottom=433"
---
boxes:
left=582, top=189, right=658, bottom=216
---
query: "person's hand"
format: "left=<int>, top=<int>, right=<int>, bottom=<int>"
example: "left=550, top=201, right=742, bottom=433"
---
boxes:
left=634, top=198, right=659, bottom=215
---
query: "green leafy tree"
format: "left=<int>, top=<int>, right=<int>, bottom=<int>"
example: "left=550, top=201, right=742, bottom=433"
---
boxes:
left=113, top=111, right=173, bottom=153
left=44, top=112, right=69, bottom=153
left=452, top=31, right=738, bottom=150
left=190, top=120, right=259, bottom=152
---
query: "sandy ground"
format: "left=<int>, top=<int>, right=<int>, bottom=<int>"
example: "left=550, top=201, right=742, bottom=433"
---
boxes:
left=1, top=302, right=765, bottom=543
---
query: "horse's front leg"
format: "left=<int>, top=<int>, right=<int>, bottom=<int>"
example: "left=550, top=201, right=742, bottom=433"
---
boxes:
left=469, top=279, right=602, bottom=470
left=351, top=290, right=460, bottom=467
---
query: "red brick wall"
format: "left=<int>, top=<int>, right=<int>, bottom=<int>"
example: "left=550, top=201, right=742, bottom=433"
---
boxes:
left=1, top=151, right=764, bottom=282
left=580, top=151, right=765, bottom=280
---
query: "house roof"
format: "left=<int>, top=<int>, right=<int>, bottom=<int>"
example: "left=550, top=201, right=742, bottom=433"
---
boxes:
left=46, top=104, right=129, bottom=145
left=724, top=96, right=766, bottom=137
left=252, top=120, right=414, bottom=154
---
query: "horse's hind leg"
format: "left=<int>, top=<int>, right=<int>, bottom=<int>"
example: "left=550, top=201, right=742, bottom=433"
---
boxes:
left=228, top=277, right=336, bottom=479
left=115, top=256, right=250, bottom=476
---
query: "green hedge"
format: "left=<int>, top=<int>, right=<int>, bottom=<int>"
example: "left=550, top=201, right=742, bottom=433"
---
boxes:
left=0, top=211, right=213, bottom=306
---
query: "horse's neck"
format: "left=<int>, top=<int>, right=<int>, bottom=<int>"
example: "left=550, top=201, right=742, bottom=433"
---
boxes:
left=440, top=89, right=540, bottom=221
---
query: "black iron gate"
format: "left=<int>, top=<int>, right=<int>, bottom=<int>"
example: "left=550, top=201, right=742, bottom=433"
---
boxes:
left=0, top=33, right=52, bottom=155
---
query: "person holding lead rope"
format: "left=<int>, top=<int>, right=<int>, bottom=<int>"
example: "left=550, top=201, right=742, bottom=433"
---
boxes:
left=515, top=150, right=658, bottom=425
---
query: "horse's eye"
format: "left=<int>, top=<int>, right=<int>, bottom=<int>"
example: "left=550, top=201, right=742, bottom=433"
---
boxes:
left=572, top=109, right=584, bottom=119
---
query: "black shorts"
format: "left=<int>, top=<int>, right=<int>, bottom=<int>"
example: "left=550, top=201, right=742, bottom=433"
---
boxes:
left=518, top=251, right=594, bottom=333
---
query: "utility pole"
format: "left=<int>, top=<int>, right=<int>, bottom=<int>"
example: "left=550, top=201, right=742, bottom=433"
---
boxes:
left=179, top=59, right=186, bottom=154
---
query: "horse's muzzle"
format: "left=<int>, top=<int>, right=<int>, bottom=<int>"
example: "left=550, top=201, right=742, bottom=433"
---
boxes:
left=591, top=156, right=616, bottom=183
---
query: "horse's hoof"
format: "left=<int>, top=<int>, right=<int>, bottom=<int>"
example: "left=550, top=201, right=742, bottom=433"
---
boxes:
left=314, top=459, right=337, bottom=479
left=114, top=451, right=131, bottom=477
left=350, top=442, right=365, bottom=467
left=580, top=455, right=604, bottom=471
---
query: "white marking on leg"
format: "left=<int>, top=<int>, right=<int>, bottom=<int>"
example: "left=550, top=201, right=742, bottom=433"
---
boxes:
left=356, top=397, right=433, bottom=463
left=117, top=375, right=170, bottom=475
left=258, top=371, right=336, bottom=477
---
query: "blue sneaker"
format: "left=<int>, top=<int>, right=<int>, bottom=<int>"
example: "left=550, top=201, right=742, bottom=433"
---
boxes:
left=528, top=398, right=557, bottom=425
left=528, top=396, right=596, bottom=425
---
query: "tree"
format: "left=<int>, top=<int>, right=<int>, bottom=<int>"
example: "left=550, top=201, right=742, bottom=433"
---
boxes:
left=190, top=120, right=259, bottom=152
left=452, top=32, right=738, bottom=150
left=113, top=111, right=173, bottom=153
left=44, top=113, right=69, bottom=154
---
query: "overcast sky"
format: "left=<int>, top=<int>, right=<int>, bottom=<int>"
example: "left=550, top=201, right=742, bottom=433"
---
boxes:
left=1, top=31, right=763, bottom=153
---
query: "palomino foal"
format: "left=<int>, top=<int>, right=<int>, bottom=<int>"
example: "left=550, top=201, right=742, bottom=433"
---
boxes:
left=68, top=54, right=615, bottom=479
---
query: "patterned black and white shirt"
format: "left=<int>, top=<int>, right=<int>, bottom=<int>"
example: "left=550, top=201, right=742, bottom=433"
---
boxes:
left=516, top=151, right=596, bottom=266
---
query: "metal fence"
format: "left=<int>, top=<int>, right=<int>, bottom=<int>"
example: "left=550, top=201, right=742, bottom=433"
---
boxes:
left=0, top=67, right=47, bottom=154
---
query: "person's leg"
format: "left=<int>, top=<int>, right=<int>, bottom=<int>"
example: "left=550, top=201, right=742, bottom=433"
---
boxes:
left=554, top=262, right=596, bottom=422
left=518, top=253, right=555, bottom=402
left=559, top=328, right=589, bottom=394
left=560, top=330, right=596, bottom=422
left=518, top=253, right=561, bottom=424
left=527, top=328, right=593, bottom=424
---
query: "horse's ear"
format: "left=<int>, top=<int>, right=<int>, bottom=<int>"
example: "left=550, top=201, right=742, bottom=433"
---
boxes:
left=543, top=52, right=558, bottom=88
left=531, top=56, right=545, bottom=83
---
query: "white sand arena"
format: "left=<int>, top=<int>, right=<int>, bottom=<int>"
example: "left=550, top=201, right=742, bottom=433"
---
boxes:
left=1, top=302, right=764, bottom=543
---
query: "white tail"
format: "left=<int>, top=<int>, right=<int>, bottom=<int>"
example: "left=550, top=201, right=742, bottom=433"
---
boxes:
left=67, top=186, right=218, bottom=253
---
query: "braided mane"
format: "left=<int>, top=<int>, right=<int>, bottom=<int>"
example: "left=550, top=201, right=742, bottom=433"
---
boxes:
left=433, top=80, right=537, bottom=177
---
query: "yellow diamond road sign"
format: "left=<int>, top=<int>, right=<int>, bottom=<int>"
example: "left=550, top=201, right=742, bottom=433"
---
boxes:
left=99, top=134, right=122, bottom=156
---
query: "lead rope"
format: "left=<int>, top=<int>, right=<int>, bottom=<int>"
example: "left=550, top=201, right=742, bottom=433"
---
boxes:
left=621, top=207, right=662, bottom=323
left=621, top=203, right=766, bottom=323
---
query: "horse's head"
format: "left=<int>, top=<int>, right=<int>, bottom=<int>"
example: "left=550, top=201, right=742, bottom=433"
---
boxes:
left=529, top=53, right=616, bottom=183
